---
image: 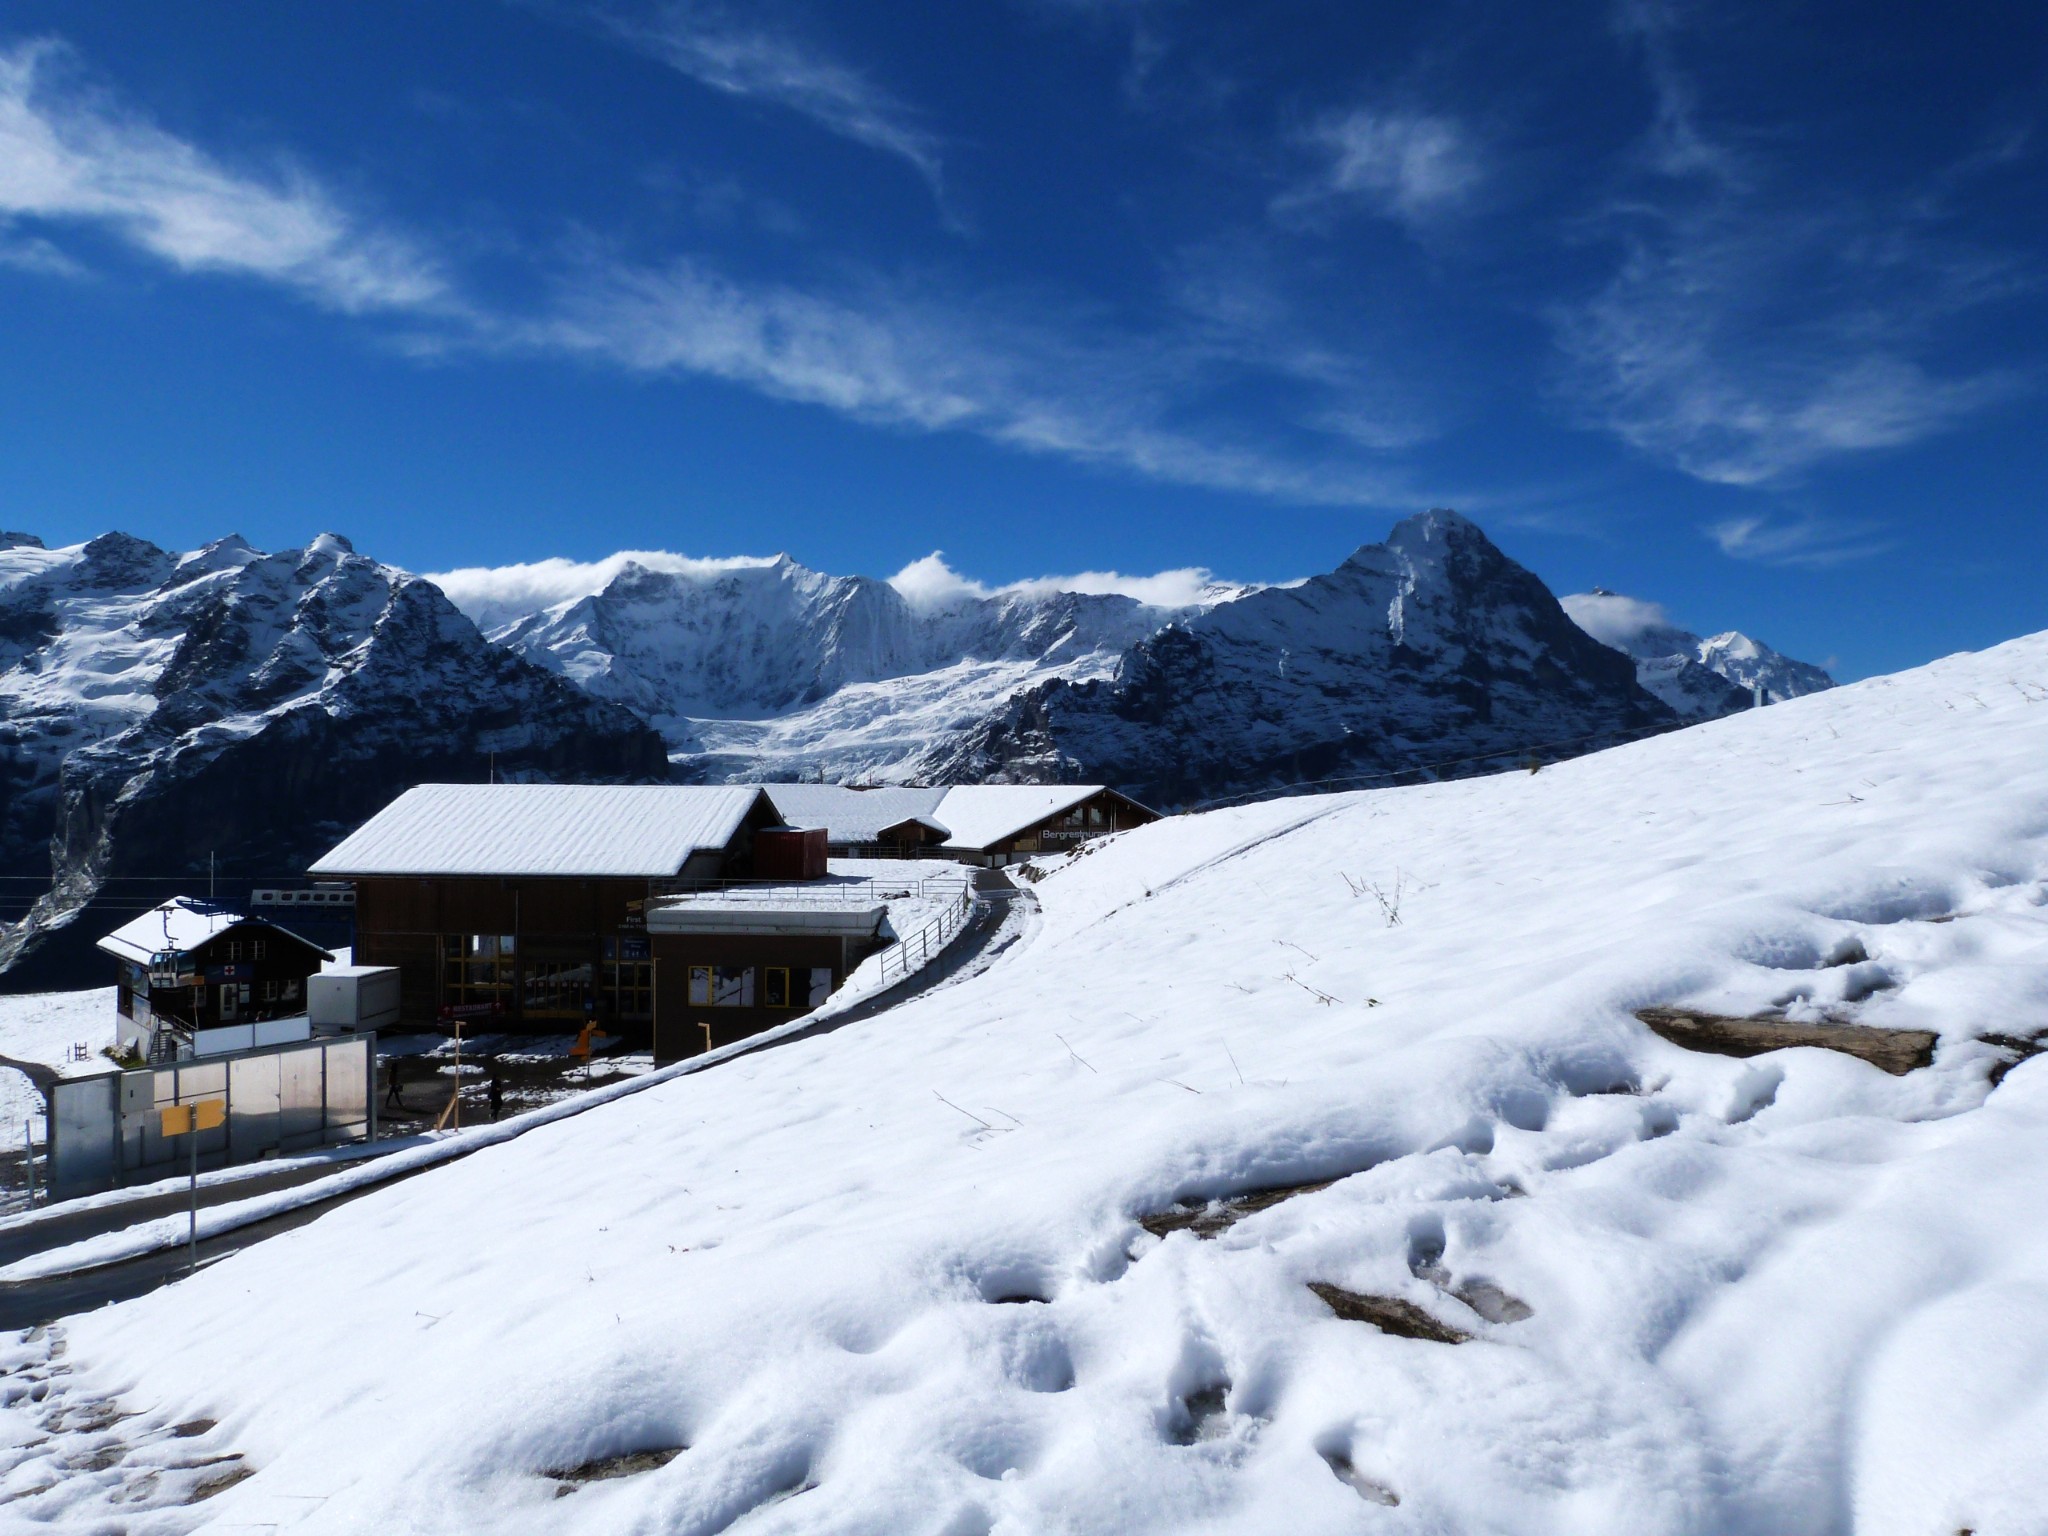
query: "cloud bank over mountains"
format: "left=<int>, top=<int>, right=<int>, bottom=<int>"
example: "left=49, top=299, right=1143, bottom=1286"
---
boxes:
left=426, top=547, right=1251, bottom=632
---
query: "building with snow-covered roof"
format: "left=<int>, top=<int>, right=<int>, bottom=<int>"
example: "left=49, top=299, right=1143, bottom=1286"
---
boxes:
left=763, top=783, right=1159, bottom=865
left=97, top=897, right=334, bottom=1063
left=309, top=783, right=857, bottom=1044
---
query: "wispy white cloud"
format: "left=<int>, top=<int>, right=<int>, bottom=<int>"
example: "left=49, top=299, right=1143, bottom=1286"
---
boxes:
left=0, top=39, right=449, bottom=313
left=426, top=544, right=1257, bottom=630
left=597, top=2, right=944, bottom=194
left=0, top=229, right=85, bottom=277
left=1560, top=589, right=1684, bottom=651
left=505, top=253, right=1422, bottom=505
left=1276, top=108, right=1483, bottom=233
left=425, top=549, right=784, bottom=631
left=887, top=551, right=1248, bottom=610
left=1705, top=513, right=1894, bottom=568
left=1551, top=7, right=2030, bottom=489
left=0, top=36, right=1427, bottom=511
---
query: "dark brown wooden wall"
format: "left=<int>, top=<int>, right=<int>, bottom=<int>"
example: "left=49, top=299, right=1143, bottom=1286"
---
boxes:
left=649, top=932, right=853, bottom=1062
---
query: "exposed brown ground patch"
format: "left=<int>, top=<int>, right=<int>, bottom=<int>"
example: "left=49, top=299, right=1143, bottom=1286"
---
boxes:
left=1307, top=1282, right=1472, bottom=1343
left=1637, top=1006, right=1936, bottom=1076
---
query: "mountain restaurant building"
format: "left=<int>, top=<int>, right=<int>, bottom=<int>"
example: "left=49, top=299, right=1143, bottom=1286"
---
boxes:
left=762, top=783, right=1160, bottom=865
left=308, top=783, right=867, bottom=1051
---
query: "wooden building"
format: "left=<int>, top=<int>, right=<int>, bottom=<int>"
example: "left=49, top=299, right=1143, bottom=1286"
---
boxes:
left=309, top=783, right=880, bottom=1054
left=644, top=894, right=885, bottom=1059
left=98, top=898, right=334, bottom=1063
left=760, top=783, right=1159, bottom=866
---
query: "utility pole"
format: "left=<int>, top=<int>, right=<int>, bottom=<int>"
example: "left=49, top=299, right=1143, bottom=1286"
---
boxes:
left=209, top=851, right=215, bottom=901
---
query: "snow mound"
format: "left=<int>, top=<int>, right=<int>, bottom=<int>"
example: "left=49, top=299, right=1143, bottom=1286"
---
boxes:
left=11, top=633, right=2048, bottom=1533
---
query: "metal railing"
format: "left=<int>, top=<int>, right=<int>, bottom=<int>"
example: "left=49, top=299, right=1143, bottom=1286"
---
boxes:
left=872, top=885, right=980, bottom=987
left=649, top=874, right=973, bottom=908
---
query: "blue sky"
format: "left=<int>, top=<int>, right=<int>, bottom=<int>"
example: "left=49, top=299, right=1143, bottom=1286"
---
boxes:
left=0, top=1, right=2041, bottom=677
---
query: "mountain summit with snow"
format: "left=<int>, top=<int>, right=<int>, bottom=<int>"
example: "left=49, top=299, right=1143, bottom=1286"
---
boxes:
left=1562, top=588, right=1833, bottom=717
left=924, top=511, right=1680, bottom=803
left=0, top=532, right=667, bottom=988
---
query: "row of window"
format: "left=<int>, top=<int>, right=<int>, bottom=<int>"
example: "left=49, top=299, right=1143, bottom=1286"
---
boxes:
left=435, top=938, right=828, bottom=1018
left=686, top=965, right=833, bottom=1010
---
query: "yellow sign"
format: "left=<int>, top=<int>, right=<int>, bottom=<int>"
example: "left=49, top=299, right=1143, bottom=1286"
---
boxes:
left=158, top=1098, right=226, bottom=1136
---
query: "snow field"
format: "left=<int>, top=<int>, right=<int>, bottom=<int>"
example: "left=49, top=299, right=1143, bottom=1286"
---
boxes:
left=5, top=636, right=2048, bottom=1533
left=0, top=987, right=112, bottom=1140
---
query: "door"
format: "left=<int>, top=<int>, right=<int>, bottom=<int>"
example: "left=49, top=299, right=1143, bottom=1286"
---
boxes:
left=218, top=983, right=239, bottom=1021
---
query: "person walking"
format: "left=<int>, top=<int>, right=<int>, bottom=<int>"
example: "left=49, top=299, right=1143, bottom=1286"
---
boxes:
left=488, top=1066, right=504, bottom=1122
left=384, top=1057, right=405, bottom=1111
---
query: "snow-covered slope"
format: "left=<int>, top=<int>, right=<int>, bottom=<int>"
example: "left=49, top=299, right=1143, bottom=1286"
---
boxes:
left=17, top=630, right=2048, bottom=1532
left=0, top=533, right=668, bottom=988
left=1563, top=588, right=1834, bottom=716
left=927, top=511, right=1676, bottom=803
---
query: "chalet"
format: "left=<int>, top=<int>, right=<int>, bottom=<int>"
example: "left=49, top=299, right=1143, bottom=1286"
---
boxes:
left=763, top=783, right=1160, bottom=866
left=308, top=783, right=860, bottom=1046
left=98, top=898, right=334, bottom=1063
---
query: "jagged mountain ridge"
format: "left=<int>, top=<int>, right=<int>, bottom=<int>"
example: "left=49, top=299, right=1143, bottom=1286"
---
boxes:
left=490, top=554, right=1220, bottom=780
left=491, top=554, right=1186, bottom=728
left=0, top=532, right=668, bottom=988
left=2, top=512, right=1833, bottom=985
left=1561, top=588, right=1835, bottom=717
left=914, top=511, right=1682, bottom=803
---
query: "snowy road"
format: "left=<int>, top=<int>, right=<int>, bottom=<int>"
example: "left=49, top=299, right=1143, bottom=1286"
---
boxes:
left=0, top=880, right=1027, bottom=1323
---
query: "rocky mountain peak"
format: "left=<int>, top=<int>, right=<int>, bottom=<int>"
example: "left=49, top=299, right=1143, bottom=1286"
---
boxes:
left=1561, top=589, right=1834, bottom=716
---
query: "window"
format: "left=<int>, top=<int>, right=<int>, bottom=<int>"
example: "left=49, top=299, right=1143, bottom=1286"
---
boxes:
left=602, top=935, right=653, bottom=1019
left=252, top=938, right=267, bottom=960
left=687, top=965, right=753, bottom=1007
left=262, top=980, right=279, bottom=1003
left=283, top=978, right=300, bottom=1000
left=520, top=952, right=593, bottom=1018
left=809, top=967, right=834, bottom=1007
left=225, top=940, right=241, bottom=962
left=763, top=967, right=792, bottom=1008
left=443, top=934, right=517, bottom=1013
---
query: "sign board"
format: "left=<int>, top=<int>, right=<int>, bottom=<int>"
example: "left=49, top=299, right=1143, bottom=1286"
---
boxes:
left=158, top=1098, right=226, bottom=1136
left=439, top=999, right=505, bottom=1021
left=205, top=962, right=254, bottom=982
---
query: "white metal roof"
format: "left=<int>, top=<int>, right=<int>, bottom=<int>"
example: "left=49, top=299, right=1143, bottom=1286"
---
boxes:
left=753, top=783, right=1129, bottom=851
left=762, top=784, right=949, bottom=843
left=929, top=785, right=1106, bottom=851
left=97, top=898, right=332, bottom=965
left=308, top=784, right=771, bottom=878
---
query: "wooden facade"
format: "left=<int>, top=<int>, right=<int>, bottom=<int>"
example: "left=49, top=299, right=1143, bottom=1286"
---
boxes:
left=350, top=876, right=882, bottom=1060
left=647, top=930, right=857, bottom=1060
left=970, top=788, right=1158, bottom=865
left=113, top=921, right=331, bottom=1040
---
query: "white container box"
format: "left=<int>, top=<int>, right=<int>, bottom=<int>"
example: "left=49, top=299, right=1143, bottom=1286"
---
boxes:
left=308, top=965, right=402, bottom=1033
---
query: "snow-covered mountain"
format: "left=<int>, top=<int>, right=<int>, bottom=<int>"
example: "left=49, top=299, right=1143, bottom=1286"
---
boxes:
left=480, top=512, right=1824, bottom=803
left=0, top=513, right=1835, bottom=984
left=484, top=554, right=1223, bottom=783
left=0, top=532, right=667, bottom=988
left=919, top=511, right=1679, bottom=804
left=1562, top=588, right=1834, bottom=717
